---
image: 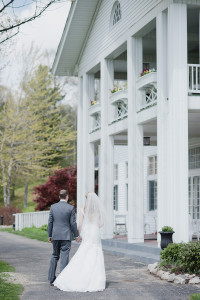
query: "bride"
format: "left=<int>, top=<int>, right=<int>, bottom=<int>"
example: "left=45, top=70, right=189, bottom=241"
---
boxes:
left=53, top=192, right=106, bottom=292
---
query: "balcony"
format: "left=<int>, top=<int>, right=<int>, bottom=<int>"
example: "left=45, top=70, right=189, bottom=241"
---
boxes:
left=109, top=89, right=128, bottom=123
left=136, top=72, right=157, bottom=112
left=188, top=64, right=200, bottom=94
left=88, top=101, right=101, bottom=116
left=88, top=102, right=101, bottom=132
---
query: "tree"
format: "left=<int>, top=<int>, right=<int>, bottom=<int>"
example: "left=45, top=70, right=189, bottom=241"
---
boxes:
left=0, top=0, right=73, bottom=45
left=34, top=166, right=77, bottom=211
left=0, top=64, right=76, bottom=207
left=22, top=64, right=76, bottom=170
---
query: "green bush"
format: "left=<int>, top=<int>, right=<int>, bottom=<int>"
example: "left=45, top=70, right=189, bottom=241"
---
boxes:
left=160, top=243, right=183, bottom=264
left=160, top=241, right=200, bottom=274
left=190, top=294, right=200, bottom=300
left=40, top=224, right=48, bottom=231
left=161, top=226, right=174, bottom=232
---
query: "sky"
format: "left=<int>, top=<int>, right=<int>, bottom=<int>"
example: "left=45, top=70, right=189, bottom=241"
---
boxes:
left=1, top=0, right=77, bottom=104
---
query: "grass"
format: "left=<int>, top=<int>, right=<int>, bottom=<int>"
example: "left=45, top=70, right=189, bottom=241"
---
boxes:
left=0, top=261, right=14, bottom=273
left=0, top=226, right=48, bottom=242
left=190, top=295, right=200, bottom=300
left=0, top=179, right=47, bottom=213
left=0, top=260, right=24, bottom=300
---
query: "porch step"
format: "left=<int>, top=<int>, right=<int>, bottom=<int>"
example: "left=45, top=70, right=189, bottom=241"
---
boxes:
left=102, top=239, right=161, bottom=264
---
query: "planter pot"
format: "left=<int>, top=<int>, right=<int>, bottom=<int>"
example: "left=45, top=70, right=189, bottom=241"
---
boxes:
left=159, top=231, right=174, bottom=250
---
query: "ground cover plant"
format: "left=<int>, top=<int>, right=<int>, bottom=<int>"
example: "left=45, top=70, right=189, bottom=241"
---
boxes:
left=0, top=260, right=23, bottom=300
left=159, top=241, right=200, bottom=275
left=190, top=294, right=200, bottom=300
left=0, top=226, right=48, bottom=242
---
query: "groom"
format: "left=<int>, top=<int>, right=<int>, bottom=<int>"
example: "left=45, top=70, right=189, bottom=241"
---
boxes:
left=47, top=189, right=80, bottom=285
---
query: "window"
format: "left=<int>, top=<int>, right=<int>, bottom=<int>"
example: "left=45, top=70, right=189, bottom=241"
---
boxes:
left=149, top=180, right=157, bottom=211
left=113, top=185, right=118, bottom=211
left=111, top=1, right=121, bottom=27
left=148, top=156, right=157, bottom=175
left=114, top=164, right=118, bottom=180
left=189, top=147, right=200, bottom=169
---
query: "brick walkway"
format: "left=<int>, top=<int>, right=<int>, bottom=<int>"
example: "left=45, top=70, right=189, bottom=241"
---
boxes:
left=0, top=231, right=199, bottom=300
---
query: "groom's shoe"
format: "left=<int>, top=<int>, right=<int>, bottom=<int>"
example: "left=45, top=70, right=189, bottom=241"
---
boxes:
left=50, top=277, right=56, bottom=286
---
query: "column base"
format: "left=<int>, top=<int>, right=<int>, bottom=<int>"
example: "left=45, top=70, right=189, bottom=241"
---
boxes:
left=128, top=238, right=144, bottom=243
left=101, top=234, right=114, bottom=240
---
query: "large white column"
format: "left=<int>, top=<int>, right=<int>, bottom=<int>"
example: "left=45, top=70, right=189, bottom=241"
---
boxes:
left=77, top=76, right=83, bottom=222
left=157, top=4, right=189, bottom=243
left=88, top=74, right=95, bottom=192
left=156, top=10, right=169, bottom=245
left=99, top=58, right=114, bottom=239
left=127, top=36, right=144, bottom=243
left=82, top=74, right=90, bottom=197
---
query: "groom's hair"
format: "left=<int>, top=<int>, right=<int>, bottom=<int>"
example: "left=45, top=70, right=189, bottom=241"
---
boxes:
left=59, top=189, right=68, bottom=199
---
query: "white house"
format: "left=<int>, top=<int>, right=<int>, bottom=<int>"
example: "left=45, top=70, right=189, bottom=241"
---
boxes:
left=52, top=0, right=200, bottom=245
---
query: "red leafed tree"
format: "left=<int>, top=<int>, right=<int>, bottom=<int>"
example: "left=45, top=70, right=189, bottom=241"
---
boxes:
left=34, top=167, right=77, bottom=211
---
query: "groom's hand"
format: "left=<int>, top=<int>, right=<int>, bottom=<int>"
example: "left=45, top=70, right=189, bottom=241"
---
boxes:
left=48, top=237, right=52, bottom=243
left=76, top=236, right=81, bottom=243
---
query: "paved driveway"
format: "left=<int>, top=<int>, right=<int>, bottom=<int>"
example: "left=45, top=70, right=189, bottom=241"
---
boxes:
left=0, top=231, right=199, bottom=300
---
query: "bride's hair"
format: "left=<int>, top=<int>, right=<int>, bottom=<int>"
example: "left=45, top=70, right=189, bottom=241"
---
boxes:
left=84, top=192, right=104, bottom=225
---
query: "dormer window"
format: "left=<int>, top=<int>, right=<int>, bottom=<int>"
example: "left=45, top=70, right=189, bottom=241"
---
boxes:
left=111, top=1, right=121, bottom=26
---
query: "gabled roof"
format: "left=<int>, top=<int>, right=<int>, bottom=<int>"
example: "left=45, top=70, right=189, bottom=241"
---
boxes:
left=52, top=0, right=100, bottom=76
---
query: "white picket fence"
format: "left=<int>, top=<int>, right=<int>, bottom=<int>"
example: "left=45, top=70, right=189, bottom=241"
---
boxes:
left=13, top=211, right=50, bottom=231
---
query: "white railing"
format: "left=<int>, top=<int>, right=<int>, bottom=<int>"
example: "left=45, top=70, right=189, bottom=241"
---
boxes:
left=136, top=72, right=157, bottom=111
left=89, top=102, right=101, bottom=132
left=14, top=211, right=50, bottom=231
left=188, top=64, right=200, bottom=94
left=109, top=89, right=128, bottom=123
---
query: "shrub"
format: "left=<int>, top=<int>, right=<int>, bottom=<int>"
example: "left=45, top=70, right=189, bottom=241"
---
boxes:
left=40, top=224, right=47, bottom=231
left=161, top=226, right=174, bottom=232
left=190, top=294, right=200, bottom=300
left=34, top=166, right=77, bottom=211
left=160, top=241, right=200, bottom=274
left=160, top=243, right=183, bottom=264
left=0, top=206, right=21, bottom=225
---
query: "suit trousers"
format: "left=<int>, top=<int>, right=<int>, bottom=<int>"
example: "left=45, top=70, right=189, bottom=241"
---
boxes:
left=48, top=240, right=71, bottom=283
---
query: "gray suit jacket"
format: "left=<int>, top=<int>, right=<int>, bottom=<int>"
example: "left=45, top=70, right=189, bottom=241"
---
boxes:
left=47, top=201, right=79, bottom=241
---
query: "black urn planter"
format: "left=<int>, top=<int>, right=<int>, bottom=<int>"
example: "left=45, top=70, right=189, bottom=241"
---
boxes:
left=159, top=231, right=174, bottom=250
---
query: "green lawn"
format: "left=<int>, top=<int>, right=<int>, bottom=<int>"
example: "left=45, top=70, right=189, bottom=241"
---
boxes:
left=0, top=226, right=48, bottom=242
left=0, top=179, right=47, bottom=213
left=0, top=260, right=24, bottom=300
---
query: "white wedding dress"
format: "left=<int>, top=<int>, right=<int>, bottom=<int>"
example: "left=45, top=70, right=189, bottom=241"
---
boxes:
left=53, top=193, right=106, bottom=292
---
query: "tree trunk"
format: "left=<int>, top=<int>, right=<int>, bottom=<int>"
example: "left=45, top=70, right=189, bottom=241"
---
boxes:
left=0, top=136, right=7, bottom=206
left=24, top=182, right=28, bottom=208
left=6, top=156, right=13, bottom=206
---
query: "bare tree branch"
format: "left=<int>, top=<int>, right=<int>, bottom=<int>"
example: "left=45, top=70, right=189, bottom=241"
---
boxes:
left=0, top=1, right=56, bottom=33
left=0, top=0, right=15, bottom=14
left=0, top=0, right=71, bottom=45
left=0, top=26, right=19, bottom=44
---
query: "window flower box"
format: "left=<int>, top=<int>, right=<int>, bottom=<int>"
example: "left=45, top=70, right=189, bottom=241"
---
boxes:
left=136, top=72, right=157, bottom=90
left=88, top=101, right=101, bottom=116
left=109, top=89, right=128, bottom=105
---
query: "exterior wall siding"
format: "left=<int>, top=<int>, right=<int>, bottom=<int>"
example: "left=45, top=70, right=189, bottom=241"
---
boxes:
left=79, top=0, right=163, bottom=73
